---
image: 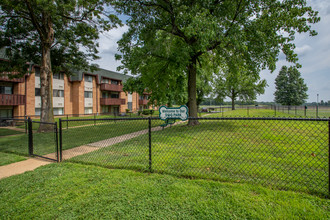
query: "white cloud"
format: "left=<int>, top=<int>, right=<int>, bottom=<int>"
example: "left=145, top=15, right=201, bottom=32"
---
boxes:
left=93, top=25, right=129, bottom=72
left=295, top=45, right=312, bottom=56
left=257, top=0, right=330, bottom=103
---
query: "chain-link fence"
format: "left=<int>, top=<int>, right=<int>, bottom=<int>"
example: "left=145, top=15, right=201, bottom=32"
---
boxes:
left=28, top=119, right=59, bottom=162
left=200, top=105, right=330, bottom=118
left=58, top=117, right=329, bottom=197
left=0, top=118, right=59, bottom=161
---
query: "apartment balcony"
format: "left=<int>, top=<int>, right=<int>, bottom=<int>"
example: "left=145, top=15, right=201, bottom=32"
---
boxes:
left=0, top=94, right=25, bottom=106
left=100, top=98, right=126, bottom=106
left=139, top=99, right=149, bottom=105
left=0, top=75, right=24, bottom=83
left=100, top=83, right=123, bottom=92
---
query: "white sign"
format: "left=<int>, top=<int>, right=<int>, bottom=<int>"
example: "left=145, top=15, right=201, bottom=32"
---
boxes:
left=159, top=105, right=189, bottom=121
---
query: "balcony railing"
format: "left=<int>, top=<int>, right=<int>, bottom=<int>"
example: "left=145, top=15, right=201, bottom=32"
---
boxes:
left=100, top=98, right=126, bottom=106
left=0, top=94, right=25, bottom=105
left=0, top=75, right=24, bottom=83
left=139, top=99, right=149, bottom=105
left=100, top=83, right=123, bottom=92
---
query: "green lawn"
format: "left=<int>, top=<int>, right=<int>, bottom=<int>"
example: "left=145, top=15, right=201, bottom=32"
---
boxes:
left=204, top=109, right=293, bottom=118
left=0, top=119, right=162, bottom=157
left=71, top=118, right=329, bottom=197
left=200, top=107, right=330, bottom=118
left=0, top=152, right=26, bottom=166
left=0, top=163, right=329, bottom=219
left=0, top=128, right=25, bottom=136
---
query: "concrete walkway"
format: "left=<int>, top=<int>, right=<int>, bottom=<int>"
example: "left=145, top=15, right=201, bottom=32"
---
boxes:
left=0, top=158, right=51, bottom=179
left=0, top=121, right=184, bottom=180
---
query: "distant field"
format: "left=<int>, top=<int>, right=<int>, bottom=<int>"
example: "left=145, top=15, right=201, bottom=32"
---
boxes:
left=200, top=105, right=330, bottom=118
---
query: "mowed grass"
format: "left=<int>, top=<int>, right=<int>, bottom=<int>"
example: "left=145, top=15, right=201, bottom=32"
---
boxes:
left=205, top=109, right=293, bottom=118
left=71, top=118, right=329, bottom=196
left=0, top=163, right=329, bottom=219
left=0, top=128, right=25, bottom=136
left=0, top=119, right=162, bottom=157
left=0, top=152, right=26, bottom=166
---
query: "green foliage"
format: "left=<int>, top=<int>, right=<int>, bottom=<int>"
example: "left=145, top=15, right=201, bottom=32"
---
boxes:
left=0, top=0, right=121, bottom=76
left=214, top=65, right=267, bottom=109
left=142, top=109, right=154, bottom=115
left=123, top=76, right=147, bottom=95
left=114, top=0, right=319, bottom=118
left=274, top=66, right=308, bottom=106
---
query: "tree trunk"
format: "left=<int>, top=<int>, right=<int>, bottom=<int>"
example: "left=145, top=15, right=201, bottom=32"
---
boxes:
left=38, top=13, right=55, bottom=132
left=187, top=57, right=199, bottom=126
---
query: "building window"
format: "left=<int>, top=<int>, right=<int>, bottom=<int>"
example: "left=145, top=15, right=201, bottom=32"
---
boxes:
left=101, top=106, right=109, bottom=113
left=102, top=92, right=108, bottom=98
left=53, top=72, right=64, bottom=80
left=0, top=108, right=13, bottom=118
left=0, top=86, right=13, bottom=94
left=53, top=89, right=64, bottom=97
left=35, top=108, right=41, bottom=116
left=84, top=91, right=93, bottom=98
left=128, top=102, right=132, bottom=111
left=139, top=95, right=144, bottom=100
left=84, top=107, right=93, bottom=114
left=111, top=80, right=118, bottom=85
left=110, top=93, right=119, bottom=99
left=35, top=88, right=41, bottom=96
left=35, top=67, right=40, bottom=77
left=53, top=108, right=64, bottom=115
left=101, top=78, right=109, bottom=84
left=85, top=75, right=93, bottom=82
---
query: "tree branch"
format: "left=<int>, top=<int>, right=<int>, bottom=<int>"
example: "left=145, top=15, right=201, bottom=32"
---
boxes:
left=23, top=0, right=44, bottom=37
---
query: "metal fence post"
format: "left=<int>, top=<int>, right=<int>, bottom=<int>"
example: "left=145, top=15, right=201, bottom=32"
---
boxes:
left=28, top=117, right=33, bottom=156
left=247, top=106, right=249, bottom=116
left=328, top=118, right=330, bottom=196
left=66, top=115, right=68, bottom=130
left=305, top=106, right=307, bottom=117
left=24, top=115, right=27, bottom=134
left=317, top=105, right=319, bottom=118
left=148, top=117, right=152, bottom=172
left=54, top=122, right=59, bottom=162
left=274, top=105, right=277, bottom=116
left=94, top=113, right=96, bottom=126
left=59, top=118, right=63, bottom=162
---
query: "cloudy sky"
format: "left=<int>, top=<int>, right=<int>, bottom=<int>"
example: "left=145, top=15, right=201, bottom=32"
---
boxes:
left=94, top=0, right=330, bottom=103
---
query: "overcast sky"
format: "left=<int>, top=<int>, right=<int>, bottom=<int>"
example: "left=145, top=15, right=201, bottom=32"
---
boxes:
left=94, top=0, right=330, bottom=103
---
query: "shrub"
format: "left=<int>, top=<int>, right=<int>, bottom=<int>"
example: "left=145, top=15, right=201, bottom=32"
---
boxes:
left=142, top=109, right=154, bottom=115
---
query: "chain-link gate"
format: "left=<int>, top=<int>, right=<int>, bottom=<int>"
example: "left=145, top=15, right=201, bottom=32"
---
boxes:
left=28, top=118, right=59, bottom=162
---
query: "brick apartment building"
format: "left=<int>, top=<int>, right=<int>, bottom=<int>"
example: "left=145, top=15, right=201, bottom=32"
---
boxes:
left=0, top=65, right=152, bottom=118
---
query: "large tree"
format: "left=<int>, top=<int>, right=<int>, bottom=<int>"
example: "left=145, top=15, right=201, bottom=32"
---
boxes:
left=274, top=66, right=308, bottom=106
left=0, top=0, right=121, bottom=131
left=114, top=0, right=319, bottom=125
left=214, top=64, right=267, bottom=110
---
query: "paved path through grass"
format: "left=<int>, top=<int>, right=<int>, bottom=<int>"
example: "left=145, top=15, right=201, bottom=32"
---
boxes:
left=0, top=122, right=180, bottom=179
